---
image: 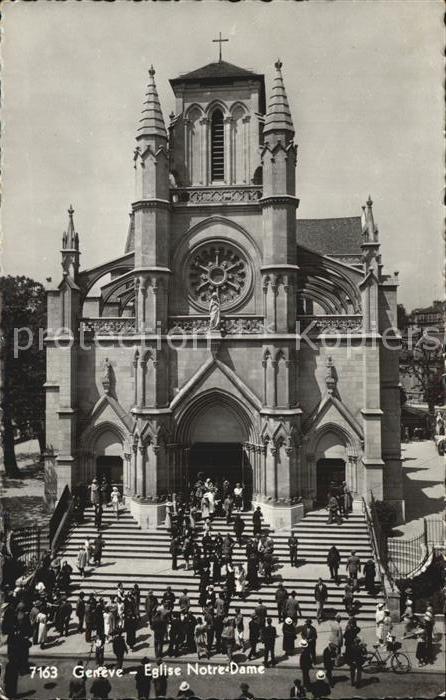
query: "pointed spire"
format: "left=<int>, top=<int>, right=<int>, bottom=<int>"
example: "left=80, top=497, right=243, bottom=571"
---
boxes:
left=136, top=65, right=167, bottom=142
left=263, top=59, right=294, bottom=140
left=62, top=205, right=79, bottom=250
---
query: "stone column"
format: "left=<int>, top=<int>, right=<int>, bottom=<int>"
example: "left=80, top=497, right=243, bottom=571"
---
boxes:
left=123, top=452, right=132, bottom=497
left=136, top=442, right=146, bottom=497
left=200, top=117, right=209, bottom=185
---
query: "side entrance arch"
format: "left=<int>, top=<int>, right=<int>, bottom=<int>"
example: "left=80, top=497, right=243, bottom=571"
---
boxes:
left=304, top=423, right=360, bottom=506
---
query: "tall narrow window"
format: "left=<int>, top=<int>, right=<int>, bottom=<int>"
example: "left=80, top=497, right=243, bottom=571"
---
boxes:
left=211, top=109, right=224, bottom=181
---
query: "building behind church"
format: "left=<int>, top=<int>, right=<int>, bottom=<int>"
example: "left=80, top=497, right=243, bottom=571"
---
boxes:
left=44, top=55, right=404, bottom=528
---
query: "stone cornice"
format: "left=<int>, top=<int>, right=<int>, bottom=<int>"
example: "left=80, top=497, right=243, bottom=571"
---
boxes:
left=260, top=195, right=300, bottom=207
left=132, top=199, right=171, bottom=211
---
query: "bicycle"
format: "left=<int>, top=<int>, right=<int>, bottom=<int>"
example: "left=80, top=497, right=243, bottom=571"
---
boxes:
left=363, top=642, right=411, bottom=674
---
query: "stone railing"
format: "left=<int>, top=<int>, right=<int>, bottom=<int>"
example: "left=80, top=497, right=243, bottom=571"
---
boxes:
left=168, top=315, right=266, bottom=335
left=296, top=315, right=363, bottom=334
left=171, top=186, right=263, bottom=205
left=81, top=317, right=137, bottom=335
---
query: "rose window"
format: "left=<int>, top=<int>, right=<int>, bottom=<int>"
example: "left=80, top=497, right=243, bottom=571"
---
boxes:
left=186, top=243, right=252, bottom=310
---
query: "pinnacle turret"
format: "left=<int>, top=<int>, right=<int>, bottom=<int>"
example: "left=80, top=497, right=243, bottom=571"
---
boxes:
left=62, top=205, right=79, bottom=251
left=136, top=66, right=167, bottom=143
left=263, top=59, right=294, bottom=142
left=61, top=205, right=80, bottom=279
left=361, top=195, right=379, bottom=243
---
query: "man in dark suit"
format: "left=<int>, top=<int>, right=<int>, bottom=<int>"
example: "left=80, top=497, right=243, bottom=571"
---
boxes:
left=314, top=578, right=329, bottom=623
left=262, top=617, right=277, bottom=667
left=288, top=534, right=298, bottom=567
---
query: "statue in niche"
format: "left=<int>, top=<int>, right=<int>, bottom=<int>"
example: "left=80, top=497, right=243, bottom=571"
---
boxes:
left=102, top=357, right=113, bottom=396
left=208, top=291, right=221, bottom=331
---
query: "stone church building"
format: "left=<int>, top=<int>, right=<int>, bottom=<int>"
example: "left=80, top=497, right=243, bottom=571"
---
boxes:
left=45, top=56, right=404, bottom=528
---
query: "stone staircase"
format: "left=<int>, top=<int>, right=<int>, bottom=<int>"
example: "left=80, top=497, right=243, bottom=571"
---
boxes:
left=60, top=506, right=382, bottom=623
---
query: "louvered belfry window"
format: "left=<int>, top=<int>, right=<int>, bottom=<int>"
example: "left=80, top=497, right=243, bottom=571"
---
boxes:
left=211, top=109, right=224, bottom=181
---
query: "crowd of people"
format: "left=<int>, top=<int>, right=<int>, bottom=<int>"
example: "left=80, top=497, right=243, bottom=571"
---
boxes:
left=0, top=473, right=439, bottom=699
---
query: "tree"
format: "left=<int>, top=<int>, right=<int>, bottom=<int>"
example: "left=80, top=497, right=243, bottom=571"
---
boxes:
left=397, top=303, right=410, bottom=331
left=0, top=276, right=46, bottom=476
left=400, top=330, right=444, bottom=417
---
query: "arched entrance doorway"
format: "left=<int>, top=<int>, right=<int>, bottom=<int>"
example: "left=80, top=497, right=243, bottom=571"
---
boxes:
left=314, top=429, right=347, bottom=505
left=176, top=392, right=255, bottom=505
left=93, top=427, right=124, bottom=489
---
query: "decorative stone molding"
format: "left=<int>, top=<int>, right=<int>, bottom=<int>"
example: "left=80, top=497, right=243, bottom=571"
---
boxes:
left=171, top=186, right=262, bottom=205
left=296, top=315, right=362, bottom=334
left=167, top=316, right=266, bottom=335
left=81, top=318, right=137, bottom=335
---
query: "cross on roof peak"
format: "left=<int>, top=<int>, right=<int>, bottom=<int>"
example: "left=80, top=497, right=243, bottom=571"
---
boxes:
left=212, top=32, right=229, bottom=63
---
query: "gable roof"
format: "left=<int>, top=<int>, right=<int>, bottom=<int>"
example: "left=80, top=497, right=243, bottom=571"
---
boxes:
left=297, top=217, right=362, bottom=256
left=170, top=60, right=262, bottom=83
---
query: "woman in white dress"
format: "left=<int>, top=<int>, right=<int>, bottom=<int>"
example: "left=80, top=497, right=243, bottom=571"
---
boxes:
left=201, top=496, right=210, bottom=520
left=205, top=490, right=215, bottom=517
left=375, top=602, right=385, bottom=644
left=233, top=483, right=243, bottom=512
left=235, top=564, right=247, bottom=599
left=36, top=610, right=48, bottom=648
left=105, top=603, right=116, bottom=641
left=111, top=487, right=121, bottom=521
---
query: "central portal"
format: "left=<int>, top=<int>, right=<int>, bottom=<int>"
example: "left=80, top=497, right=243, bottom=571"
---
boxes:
left=190, top=442, right=242, bottom=485
left=181, top=393, right=254, bottom=505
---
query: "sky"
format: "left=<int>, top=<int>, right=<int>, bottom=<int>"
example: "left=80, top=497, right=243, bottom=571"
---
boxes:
left=1, top=0, right=444, bottom=312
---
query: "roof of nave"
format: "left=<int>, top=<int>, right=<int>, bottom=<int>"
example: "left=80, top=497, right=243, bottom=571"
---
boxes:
left=170, top=60, right=263, bottom=84
left=123, top=215, right=363, bottom=260
left=297, top=217, right=362, bottom=256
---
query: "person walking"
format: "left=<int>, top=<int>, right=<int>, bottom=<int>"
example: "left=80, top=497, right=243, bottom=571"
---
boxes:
left=423, top=609, right=435, bottom=663
left=248, top=613, right=260, bottom=660
left=288, top=534, right=298, bottom=567
left=222, top=617, right=235, bottom=661
left=94, top=502, right=103, bottom=530
left=375, top=602, right=385, bottom=645
left=346, top=551, right=361, bottom=590
left=314, top=578, right=328, bottom=624
left=152, top=657, right=168, bottom=698
left=91, top=676, right=112, bottom=700
left=329, top=614, right=343, bottom=656
left=323, top=641, right=337, bottom=687
left=344, top=616, right=360, bottom=662
left=275, top=583, right=288, bottom=623
left=282, top=617, right=297, bottom=658
left=152, top=609, right=167, bottom=658
left=301, top=619, right=317, bottom=665
left=263, top=617, right=277, bottom=667
left=299, top=640, right=313, bottom=689
left=113, top=629, right=128, bottom=669
left=363, top=559, right=376, bottom=594
left=382, top=608, right=393, bottom=646
left=135, top=656, right=151, bottom=700
left=285, top=590, right=302, bottom=624
left=194, top=617, right=208, bottom=660
left=252, top=506, right=263, bottom=536
left=327, top=545, right=341, bottom=584
left=254, top=599, right=268, bottom=637
left=36, top=609, right=48, bottom=649
left=233, top=514, right=245, bottom=546
left=77, top=545, right=88, bottom=578
left=111, top=486, right=121, bottom=520
left=93, top=534, right=105, bottom=566
left=348, top=637, right=366, bottom=689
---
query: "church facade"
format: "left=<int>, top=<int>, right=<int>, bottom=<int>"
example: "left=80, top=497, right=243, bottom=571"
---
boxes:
left=44, top=57, right=404, bottom=528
